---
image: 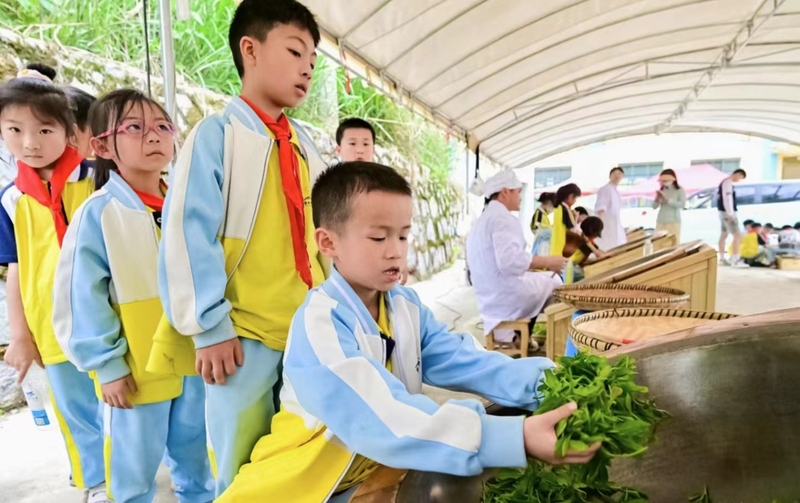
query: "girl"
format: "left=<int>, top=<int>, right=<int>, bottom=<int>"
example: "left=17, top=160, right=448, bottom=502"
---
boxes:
left=653, top=168, right=686, bottom=241
left=550, top=183, right=582, bottom=257
left=63, top=85, right=97, bottom=161
left=53, top=89, right=213, bottom=503
left=0, top=72, right=107, bottom=502
left=530, top=192, right=554, bottom=235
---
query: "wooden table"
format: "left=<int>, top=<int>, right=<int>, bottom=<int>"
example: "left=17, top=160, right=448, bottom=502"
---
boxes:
left=546, top=243, right=718, bottom=360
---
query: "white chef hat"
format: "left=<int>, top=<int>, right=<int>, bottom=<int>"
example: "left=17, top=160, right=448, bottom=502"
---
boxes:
left=483, top=170, right=522, bottom=198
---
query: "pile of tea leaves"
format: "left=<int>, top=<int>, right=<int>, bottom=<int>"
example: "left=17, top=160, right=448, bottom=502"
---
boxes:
left=483, top=353, right=668, bottom=502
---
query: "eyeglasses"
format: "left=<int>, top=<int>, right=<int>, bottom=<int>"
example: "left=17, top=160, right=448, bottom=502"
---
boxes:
left=95, top=119, right=175, bottom=140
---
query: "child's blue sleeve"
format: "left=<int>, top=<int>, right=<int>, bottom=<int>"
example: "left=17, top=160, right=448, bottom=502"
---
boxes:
left=283, top=291, right=527, bottom=476
left=0, top=183, right=19, bottom=265
left=53, top=198, right=130, bottom=384
left=415, top=293, right=555, bottom=411
left=158, top=116, right=237, bottom=349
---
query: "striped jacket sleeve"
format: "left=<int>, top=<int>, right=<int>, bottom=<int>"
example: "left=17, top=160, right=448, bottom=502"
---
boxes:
left=53, top=198, right=130, bottom=384
left=407, top=289, right=555, bottom=408
left=283, top=291, right=530, bottom=476
left=158, top=116, right=237, bottom=349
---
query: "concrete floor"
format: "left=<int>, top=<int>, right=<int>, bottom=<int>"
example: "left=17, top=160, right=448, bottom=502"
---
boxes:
left=2, top=262, right=799, bottom=502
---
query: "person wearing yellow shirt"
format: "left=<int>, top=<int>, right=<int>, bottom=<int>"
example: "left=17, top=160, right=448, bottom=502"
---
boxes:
left=0, top=71, right=106, bottom=501
left=156, top=2, right=329, bottom=496
left=220, top=162, right=599, bottom=503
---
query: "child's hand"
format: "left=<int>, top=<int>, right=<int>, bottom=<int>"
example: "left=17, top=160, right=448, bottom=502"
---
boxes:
left=101, top=375, right=138, bottom=409
left=523, top=402, right=601, bottom=465
left=4, top=335, right=43, bottom=383
left=196, top=338, right=244, bottom=385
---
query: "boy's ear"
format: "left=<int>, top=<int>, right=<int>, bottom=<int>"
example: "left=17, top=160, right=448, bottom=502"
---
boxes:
left=240, top=36, right=258, bottom=72
left=335, top=145, right=342, bottom=157
left=91, top=137, right=113, bottom=160
left=316, top=227, right=337, bottom=259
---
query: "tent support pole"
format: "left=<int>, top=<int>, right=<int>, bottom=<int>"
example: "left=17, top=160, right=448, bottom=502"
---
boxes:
left=158, top=0, right=177, bottom=120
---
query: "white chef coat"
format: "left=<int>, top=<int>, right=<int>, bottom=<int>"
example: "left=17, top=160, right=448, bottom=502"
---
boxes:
left=595, top=182, right=626, bottom=250
left=466, top=201, right=563, bottom=338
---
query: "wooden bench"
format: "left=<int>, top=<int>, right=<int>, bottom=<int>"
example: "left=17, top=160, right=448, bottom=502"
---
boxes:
left=486, top=318, right=531, bottom=358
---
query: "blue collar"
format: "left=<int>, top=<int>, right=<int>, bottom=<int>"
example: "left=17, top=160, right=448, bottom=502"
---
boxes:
left=322, top=267, right=396, bottom=336
left=104, top=171, right=147, bottom=211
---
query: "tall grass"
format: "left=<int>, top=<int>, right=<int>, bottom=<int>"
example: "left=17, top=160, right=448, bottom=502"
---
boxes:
left=0, top=0, right=455, bottom=180
left=0, top=0, right=239, bottom=94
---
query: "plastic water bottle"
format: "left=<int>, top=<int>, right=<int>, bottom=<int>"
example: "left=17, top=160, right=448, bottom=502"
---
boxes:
left=643, top=238, right=654, bottom=257
left=20, top=366, right=55, bottom=431
left=565, top=260, right=574, bottom=285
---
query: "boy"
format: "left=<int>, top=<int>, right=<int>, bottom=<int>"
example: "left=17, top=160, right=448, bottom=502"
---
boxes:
left=570, top=216, right=608, bottom=266
left=336, top=118, right=375, bottom=162
left=573, top=206, right=589, bottom=224
left=219, top=162, right=598, bottom=502
left=157, top=0, right=328, bottom=495
left=718, top=168, right=747, bottom=265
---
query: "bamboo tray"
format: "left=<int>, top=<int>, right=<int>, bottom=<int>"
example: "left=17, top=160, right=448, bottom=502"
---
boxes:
left=553, top=283, right=690, bottom=311
left=570, top=308, right=738, bottom=352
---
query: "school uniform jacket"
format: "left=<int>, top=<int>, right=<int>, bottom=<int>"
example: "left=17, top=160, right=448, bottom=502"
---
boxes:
left=53, top=172, right=184, bottom=404
left=157, top=97, right=329, bottom=357
left=0, top=162, right=93, bottom=365
left=218, top=267, right=555, bottom=503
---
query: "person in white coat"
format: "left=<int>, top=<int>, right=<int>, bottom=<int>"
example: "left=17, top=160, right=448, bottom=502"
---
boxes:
left=595, top=167, right=627, bottom=250
left=466, top=171, right=568, bottom=344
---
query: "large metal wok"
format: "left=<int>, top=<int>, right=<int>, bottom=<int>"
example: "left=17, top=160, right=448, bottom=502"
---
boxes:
left=390, top=309, right=800, bottom=502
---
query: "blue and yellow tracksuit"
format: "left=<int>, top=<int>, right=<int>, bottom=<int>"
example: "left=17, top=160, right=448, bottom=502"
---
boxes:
left=218, top=268, right=555, bottom=502
left=0, top=161, right=104, bottom=489
left=157, top=97, right=328, bottom=495
left=52, top=172, right=213, bottom=503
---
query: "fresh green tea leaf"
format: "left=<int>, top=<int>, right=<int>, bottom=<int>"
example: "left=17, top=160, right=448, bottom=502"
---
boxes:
left=484, top=352, right=668, bottom=502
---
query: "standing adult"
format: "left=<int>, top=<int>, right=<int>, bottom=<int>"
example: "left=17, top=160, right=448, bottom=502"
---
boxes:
left=595, top=167, right=626, bottom=250
left=653, top=169, right=687, bottom=241
left=718, top=169, right=748, bottom=265
left=466, top=171, right=567, bottom=343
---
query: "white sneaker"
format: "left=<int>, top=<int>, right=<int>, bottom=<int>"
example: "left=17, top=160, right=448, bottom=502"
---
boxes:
left=732, top=259, right=750, bottom=268
left=719, top=257, right=731, bottom=266
left=85, top=483, right=113, bottom=503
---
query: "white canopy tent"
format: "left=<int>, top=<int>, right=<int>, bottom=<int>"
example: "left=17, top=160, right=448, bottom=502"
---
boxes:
left=296, top=0, right=800, bottom=169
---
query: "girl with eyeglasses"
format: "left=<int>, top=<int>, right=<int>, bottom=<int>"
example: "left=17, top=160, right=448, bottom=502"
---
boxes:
left=53, top=89, right=213, bottom=503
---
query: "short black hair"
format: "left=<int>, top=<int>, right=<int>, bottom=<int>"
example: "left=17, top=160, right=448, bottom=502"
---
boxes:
left=733, top=169, right=747, bottom=178
left=581, top=216, right=604, bottom=238
left=537, top=192, right=555, bottom=205
left=336, top=118, right=375, bottom=145
left=743, top=219, right=754, bottom=227
left=795, top=222, right=800, bottom=230
left=610, top=166, right=624, bottom=176
left=752, top=223, right=762, bottom=229
left=0, top=77, right=75, bottom=142
left=573, top=206, right=589, bottom=216
left=26, top=63, right=57, bottom=81
left=555, top=183, right=582, bottom=206
left=312, top=161, right=412, bottom=231
left=765, top=223, right=774, bottom=229
left=229, top=0, right=320, bottom=79
left=63, top=86, right=97, bottom=131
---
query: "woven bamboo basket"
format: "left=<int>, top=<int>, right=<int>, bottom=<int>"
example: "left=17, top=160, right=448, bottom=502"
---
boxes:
left=570, top=308, right=738, bottom=352
left=552, top=283, right=690, bottom=312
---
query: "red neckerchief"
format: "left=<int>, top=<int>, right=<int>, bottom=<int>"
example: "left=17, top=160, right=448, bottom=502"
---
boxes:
left=240, top=96, right=312, bottom=289
left=14, top=146, right=83, bottom=247
left=128, top=178, right=167, bottom=212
